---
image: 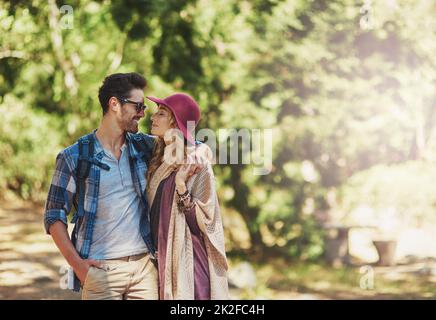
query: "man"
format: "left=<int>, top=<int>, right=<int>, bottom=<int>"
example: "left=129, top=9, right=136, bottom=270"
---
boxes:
left=44, top=73, right=200, bottom=299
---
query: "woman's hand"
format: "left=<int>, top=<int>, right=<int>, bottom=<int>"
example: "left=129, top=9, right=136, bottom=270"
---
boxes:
left=175, top=155, right=205, bottom=194
left=175, top=163, right=195, bottom=186
left=175, top=164, right=196, bottom=212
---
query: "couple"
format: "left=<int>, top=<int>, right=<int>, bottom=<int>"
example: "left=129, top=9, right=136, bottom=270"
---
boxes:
left=44, top=72, right=229, bottom=300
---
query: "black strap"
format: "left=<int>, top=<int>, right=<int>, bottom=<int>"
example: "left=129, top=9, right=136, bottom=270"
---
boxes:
left=131, top=134, right=154, bottom=166
left=73, top=134, right=110, bottom=224
left=77, top=134, right=94, bottom=219
left=71, top=133, right=94, bottom=292
left=72, top=133, right=109, bottom=246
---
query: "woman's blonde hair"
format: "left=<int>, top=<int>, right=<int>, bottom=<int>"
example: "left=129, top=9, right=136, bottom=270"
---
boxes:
left=147, top=105, right=186, bottom=187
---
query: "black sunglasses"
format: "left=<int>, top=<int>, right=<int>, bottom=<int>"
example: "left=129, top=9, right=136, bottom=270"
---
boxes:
left=119, top=98, right=147, bottom=112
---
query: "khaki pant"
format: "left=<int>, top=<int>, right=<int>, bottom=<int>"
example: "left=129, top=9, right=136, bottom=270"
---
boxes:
left=81, top=253, right=158, bottom=300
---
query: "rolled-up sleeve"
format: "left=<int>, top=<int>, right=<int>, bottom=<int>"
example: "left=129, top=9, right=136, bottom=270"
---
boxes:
left=44, top=151, right=76, bottom=234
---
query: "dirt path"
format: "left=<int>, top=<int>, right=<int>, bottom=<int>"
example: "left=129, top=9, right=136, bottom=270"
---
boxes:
left=0, top=200, right=320, bottom=300
left=1, top=200, right=434, bottom=300
left=0, top=200, right=80, bottom=299
left=0, top=200, right=250, bottom=300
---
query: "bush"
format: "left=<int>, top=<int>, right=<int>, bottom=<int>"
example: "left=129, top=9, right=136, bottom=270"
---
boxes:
left=0, top=95, right=63, bottom=201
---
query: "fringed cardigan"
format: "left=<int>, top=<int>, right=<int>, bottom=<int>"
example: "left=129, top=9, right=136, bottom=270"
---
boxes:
left=147, top=153, right=229, bottom=300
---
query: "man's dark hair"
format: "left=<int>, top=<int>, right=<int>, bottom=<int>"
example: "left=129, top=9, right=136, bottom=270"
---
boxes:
left=98, top=72, right=147, bottom=115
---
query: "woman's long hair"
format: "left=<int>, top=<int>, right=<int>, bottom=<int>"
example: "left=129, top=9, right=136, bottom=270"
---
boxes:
left=147, top=137, right=166, bottom=188
left=147, top=105, right=187, bottom=187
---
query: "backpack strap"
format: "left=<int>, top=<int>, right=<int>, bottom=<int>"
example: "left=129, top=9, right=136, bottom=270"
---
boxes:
left=70, top=133, right=94, bottom=291
left=131, top=134, right=155, bottom=166
left=71, top=132, right=110, bottom=291
left=72, top=133, right=110, bottom=223
left=76, top=134, right=94, bottom=219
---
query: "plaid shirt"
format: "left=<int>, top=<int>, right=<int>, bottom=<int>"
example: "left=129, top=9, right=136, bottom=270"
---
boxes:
left=44, top=132, right=156, bottom=276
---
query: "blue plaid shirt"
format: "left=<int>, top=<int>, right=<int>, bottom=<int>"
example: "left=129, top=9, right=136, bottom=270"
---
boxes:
left=44, top=131, right=156, bottom=290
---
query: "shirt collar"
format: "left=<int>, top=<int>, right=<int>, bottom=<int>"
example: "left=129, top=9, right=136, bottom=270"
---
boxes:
left=93, top=131, right=128, bottom=159
left=92, top=131, right=105, bottom=158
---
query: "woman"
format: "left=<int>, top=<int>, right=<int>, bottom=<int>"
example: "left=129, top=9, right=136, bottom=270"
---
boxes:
left=146, top=93, right=229, bottom=300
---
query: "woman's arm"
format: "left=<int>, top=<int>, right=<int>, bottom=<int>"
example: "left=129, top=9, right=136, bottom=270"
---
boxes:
left=175, top=167, right=201, bottom=235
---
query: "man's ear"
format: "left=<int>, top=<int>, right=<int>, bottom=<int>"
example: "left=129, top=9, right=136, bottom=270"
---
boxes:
left=109, top=97, right=120, bottom=112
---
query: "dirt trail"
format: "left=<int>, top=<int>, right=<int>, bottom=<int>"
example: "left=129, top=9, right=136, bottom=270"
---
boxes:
left=0, top=200, right=248, bottom=300
left=0, top=200, right=79, bottom=299
left=2, top=200, right=433, bottom=300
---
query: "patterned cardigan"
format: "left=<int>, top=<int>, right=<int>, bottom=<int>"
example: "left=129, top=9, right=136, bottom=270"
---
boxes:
left=147, top=146, right=229, bottom=300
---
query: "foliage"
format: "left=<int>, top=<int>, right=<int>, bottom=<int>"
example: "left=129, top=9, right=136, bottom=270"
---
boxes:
left=1, top=0, right=436, bottom=260
left=0, top=94, right=62, bottom=200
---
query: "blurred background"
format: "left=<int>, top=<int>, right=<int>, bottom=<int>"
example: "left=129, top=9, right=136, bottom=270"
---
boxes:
left=0, top=0, right=435, bottom=299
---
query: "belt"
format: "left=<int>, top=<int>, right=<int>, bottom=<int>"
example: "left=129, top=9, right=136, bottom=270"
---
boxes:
left=106, top=252, right=148, bottom=262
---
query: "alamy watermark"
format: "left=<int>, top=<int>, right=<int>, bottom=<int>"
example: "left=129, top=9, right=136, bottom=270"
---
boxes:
left=59, top=265, right=75, bottom=290
left=60, top=5, right=74, bottom=29
left=360, top=0, right=375, bottom=30
left=162, top=122, right=273, bottom=176
left=359, top=265, right=375, bottom=290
